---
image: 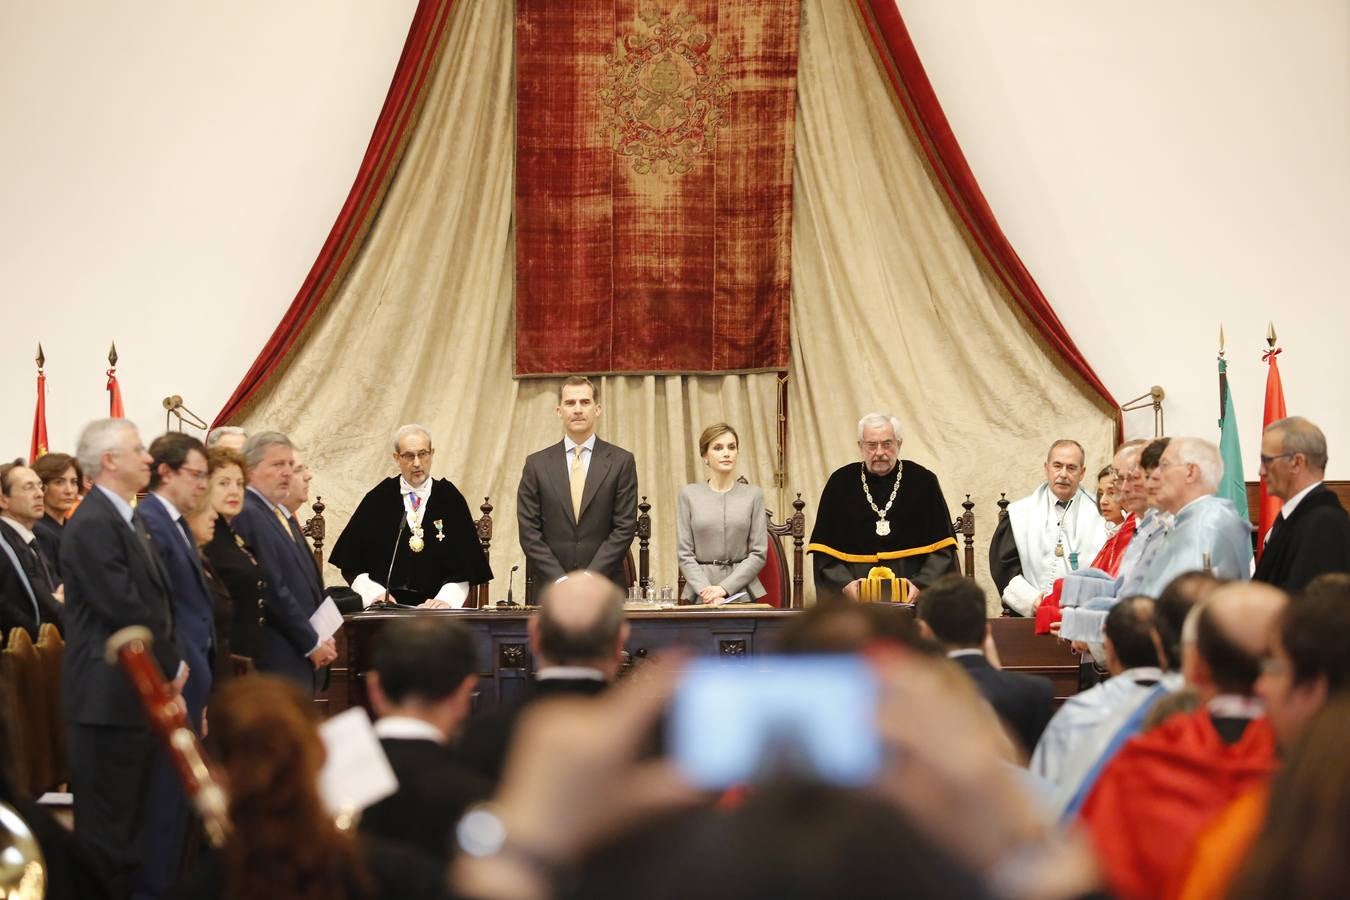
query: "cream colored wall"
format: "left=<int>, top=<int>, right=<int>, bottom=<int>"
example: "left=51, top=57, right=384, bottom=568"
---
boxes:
left=896, top=0, right=1350, bottom=477
left=0, top=1, right=418, bottom=457
left=3, top=0, right=1347, bottom=481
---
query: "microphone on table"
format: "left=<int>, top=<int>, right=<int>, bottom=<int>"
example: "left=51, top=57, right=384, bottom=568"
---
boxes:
left=375, top=510, right=405, bottom=608
left=502, top=564, right=520, bottom=607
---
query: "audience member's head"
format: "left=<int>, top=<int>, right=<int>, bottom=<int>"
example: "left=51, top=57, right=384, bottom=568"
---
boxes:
left=148, top=432, right=208, bottom=514
left=1256, top=573, right=1350, bottom=749
left=243, top=431, right=294, bottom=505
left=32, top=451, right=82, bottom=522
left=1044, top=439, right=1087, bottom=503
left=531, top=571, right=629, bottom=678
left=913, top=574, right=987, bottom=650
left=369, top=618, right=479, bottom=740
left=392, top=424, right=435, bottom=488
left=1096, top=464, right=1123, bottom=524
left=0, top=460, right=44, bottom=528
left=574, top=781, right=992, bottom=900
left=76, top=418, right=151, bottom=499
left=1139, top=436, right=1171, bottom=511
left=1259, top=416, right=1328, bottom=502
left=286, top=448, right=313, bottom=515
left=1231, top=696, right=1350, bottom=900
left=1155, top=571, right=1223, bottom=670
left=776, top=594, right=935, bottom=656
left=208, top=676, right=367, bottom=900
left=206, top=446, right=248, bottom=522
left=206, top=426, right=247, bottom=452
left=1103, top=595, right=1159, bottom=676
left=1181, top=581, right=1287, bottom=700
left=183, top=479, right=218, bottom=549
left=1153, top=436, right=1222, bottom=515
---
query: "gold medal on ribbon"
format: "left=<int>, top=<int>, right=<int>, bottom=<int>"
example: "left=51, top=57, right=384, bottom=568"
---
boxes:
left=409, top=528, right=425, bottom=553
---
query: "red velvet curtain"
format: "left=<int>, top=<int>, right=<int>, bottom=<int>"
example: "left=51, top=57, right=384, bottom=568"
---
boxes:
left=213, top=0, right=458, bottom=427
left=854, top=1, right=1120, bottom=426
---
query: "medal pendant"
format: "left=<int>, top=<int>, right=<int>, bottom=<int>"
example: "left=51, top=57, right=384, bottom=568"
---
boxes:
left=409, top=532, right=425, bottom=553
left=434, top=520, right=445, bottom=542
left=1055, top=544, right=1065, bottom=558
left=875, top=520, right=891, bottom=537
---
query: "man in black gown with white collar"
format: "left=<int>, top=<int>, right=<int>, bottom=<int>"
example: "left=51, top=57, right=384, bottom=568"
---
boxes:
left=330, top=424, right=492, bottom=609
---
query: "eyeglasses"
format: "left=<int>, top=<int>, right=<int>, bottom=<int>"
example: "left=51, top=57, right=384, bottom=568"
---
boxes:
left=860, top=440, right=896, bottom=453
left=1259, top=452, right=1296, bottom=467
left=178, top=466, right=209, bottom=483
left=398, top=450, right=434, bottom=464
left=1156, top=459, right=1191, bottom=471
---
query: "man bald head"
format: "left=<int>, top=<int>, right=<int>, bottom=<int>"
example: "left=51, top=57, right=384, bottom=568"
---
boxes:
left=1181, top=581, right=1288, bottom=700
left=529, top=570, right=630, bottom=679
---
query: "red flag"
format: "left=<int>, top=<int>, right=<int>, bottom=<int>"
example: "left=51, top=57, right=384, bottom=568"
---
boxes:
left=107, top=368, right=125, bottom=418
left=1256, top=347, right=1287, bottom=558
left=30, top=371, right=49, bottom=463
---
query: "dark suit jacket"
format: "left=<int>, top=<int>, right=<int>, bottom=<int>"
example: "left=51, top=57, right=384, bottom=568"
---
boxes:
left=951, top=652, right=1054, bottom=756
left=1253, top=484, right=1350, bottom=592
left=59, top=485, right=181, bottom=727
left=0, top=520, right=64, bottom=638
left=359, top=736, right=492, bottom=862
left=230, top=489, right=320, bottom=687
left=458, top=676, right=610, bottom=784
left=33, top=513, right=64, bottom=583
left=138, top=493, right=216, bottom=723
left=517, top=438, right=638, bottom=586
left=202, top=518, right=266, bottom=661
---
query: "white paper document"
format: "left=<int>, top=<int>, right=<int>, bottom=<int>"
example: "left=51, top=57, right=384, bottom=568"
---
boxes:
left=712, top=591, right=750, bottom=606
left=317, top=706, right=399, bottom=817
left=309, top=596, right=344, bottom=642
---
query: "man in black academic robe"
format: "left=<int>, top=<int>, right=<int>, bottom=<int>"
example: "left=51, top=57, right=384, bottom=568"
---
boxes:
left=808, top=414, right=958, bottom=598
left=330, top=424, right=492, bottom=608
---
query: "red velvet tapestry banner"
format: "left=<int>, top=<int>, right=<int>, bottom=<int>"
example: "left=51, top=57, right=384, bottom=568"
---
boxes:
left=514, top=1, right=799, bottom=376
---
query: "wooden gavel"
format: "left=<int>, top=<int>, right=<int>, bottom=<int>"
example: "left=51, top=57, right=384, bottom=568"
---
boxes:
left=105, top=626, right=230, bottom=848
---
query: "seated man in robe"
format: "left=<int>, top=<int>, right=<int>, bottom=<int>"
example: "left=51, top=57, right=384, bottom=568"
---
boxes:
left=808, top=413, right=958, bottom=599
left=330, top=423, right=492, bottom=608
left=1251, top=416, right=1350, bottom=591
left=1174, top=573, right=1350, bottom=900
left=1080, top=581, right=1286, bottom=900
left=990, top=439, right=1109, bottom=616
left=1037, top=440, right=1149, bottom=634
left=1031, top=595, right=1164, bottom=784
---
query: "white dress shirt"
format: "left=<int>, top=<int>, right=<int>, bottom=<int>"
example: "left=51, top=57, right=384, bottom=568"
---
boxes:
left=563, top=434, right=597, bottom=480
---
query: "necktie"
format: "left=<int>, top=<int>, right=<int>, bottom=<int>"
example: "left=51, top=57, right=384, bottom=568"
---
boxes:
left=24, top=539, right=55, bottom=593
left=570, top=446, right=586, bottom=520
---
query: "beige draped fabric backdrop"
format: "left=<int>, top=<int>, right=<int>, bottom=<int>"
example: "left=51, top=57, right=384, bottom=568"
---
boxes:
left=237, top=0, right=1114, bottom=609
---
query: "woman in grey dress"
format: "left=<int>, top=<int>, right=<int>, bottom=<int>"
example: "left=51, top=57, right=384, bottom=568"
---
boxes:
left=676, top=423, right=768, bottom=603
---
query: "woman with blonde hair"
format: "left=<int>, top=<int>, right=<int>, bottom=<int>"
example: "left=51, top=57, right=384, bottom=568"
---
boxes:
left=676, top=423, right=767, bottom=604
left=169, top=676, right=446, bottom=900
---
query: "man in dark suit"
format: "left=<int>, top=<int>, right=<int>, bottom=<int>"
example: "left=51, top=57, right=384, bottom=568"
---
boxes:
left=359, top=616, right=491, bottom=861
left=139, top=433, right=215, bottom=729
left=231, top=431, right=335, bottom=689
left=1253, top=416, right=1350, bottom=591
left=0, top=460, right=64, bottom=637
left=458, top=570, right=626, bottom=783
left=915, top=574, right=1054, bottom=757
left=60, top=418, right=188, bottom=900
left=517, top=377, right=638, bottom=592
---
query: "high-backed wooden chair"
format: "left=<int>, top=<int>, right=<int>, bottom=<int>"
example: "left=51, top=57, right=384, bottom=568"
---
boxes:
left=3, top=628, right=50, bottom=795
left=951, top=494, right=976, bottom=579
left=35, top=623, right=67, bottom=788
left=472, top=496, right=494, bottom=608
left=301, top=495, right=326, bottom=570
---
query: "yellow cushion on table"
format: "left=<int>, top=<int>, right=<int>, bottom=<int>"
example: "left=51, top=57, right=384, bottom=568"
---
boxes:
left=858, top=566, right=908, bottom=604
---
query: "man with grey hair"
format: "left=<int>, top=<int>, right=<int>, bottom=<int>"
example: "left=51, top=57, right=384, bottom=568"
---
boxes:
left=1122, top=436, right=1253, bottom=598
left=990, top=439, right=1109, bottom=616
left=807, top=412, right=958, bottom=598
left=60, top=418, right=189, bottom=897
left=458, top=570, right=628, bottom=783
left=1252, top=416, right=1350, bottom=590
left=231, top=430, right=335, bottom=687
left=330, top=423, right=491, bottom=609
left=205, top=425, right=247, bottom=451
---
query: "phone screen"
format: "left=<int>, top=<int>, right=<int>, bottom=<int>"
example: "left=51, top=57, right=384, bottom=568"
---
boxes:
left=669, top=655, right=881, bottom=789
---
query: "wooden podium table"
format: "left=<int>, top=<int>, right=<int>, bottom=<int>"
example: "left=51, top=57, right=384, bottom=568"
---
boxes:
left=335, top=607, right=1080, bottom=716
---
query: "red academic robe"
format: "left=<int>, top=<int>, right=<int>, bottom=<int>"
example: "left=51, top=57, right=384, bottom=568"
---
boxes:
left=1079, top=710, right=1277, bottom=900
left=1035, top=513, right=1138, bottom=634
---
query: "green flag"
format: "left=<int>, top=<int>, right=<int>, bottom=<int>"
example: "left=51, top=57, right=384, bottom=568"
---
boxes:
left=1217, top=357, right=1249, bottom=520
